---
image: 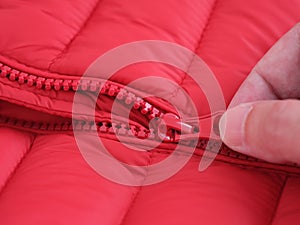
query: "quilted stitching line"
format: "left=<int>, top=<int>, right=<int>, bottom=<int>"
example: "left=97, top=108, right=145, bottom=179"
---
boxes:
left=118, top=187, right=142, bottom=225
left=184, top=0, right=218, bottom=83
left=118, top=152, right=153, bottom=225
left=47, top=0, right=102, bottom=71
left=0, top=134, right=37, bottom=197
left=170, top=0, right=218, bottom=104
left=152, top=150, right=300, bottom=176
left=268, top=175, right=288, bottom=225
left=0, top=54, right=75, bottom=76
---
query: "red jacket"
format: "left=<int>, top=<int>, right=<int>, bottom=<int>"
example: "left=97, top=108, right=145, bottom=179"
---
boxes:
left=0, top=1, right=300, bottom=224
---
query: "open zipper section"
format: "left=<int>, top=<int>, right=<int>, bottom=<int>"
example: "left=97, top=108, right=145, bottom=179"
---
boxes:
left=0, top=62, right=199, bottom=142
left=1, top=62, right=300, bottom=175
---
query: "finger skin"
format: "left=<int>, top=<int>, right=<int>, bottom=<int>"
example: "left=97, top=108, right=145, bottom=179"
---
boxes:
left=220, top=100, right=300, bottom=164
left=230, top=23, right=300, bottom=108
left=223, top=23, right=300, bottom=164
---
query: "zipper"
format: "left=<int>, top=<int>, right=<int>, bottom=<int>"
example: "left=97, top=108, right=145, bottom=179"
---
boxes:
left=0, top=63, right=214, bottom=146
left=2, top=62, right=300, bottom=174
left=0, top=62, right=228, bottom=146
left=0, top=63, right=188, bottom=140
left=2, top=112, right=300, bottom=176
left=156, top=112, right=223, bottom=142
left=0, top=114, right=155, bottom=138
left=1, top=111, right=297, bottom=169
left=0, top=63, right=162, bottom=120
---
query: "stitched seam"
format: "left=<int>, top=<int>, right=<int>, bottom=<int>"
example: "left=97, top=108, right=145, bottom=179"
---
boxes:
left=222, top=161, right=298, bottom=176
left=0, top=54, right=82, bottom=76
left=47, top=0, right=102, bottom=70
left=0, top=93, right=86, bottom=117
left=118, top=187, right=142, bottom=225
left=152, top=150, right=300, bottom=175
left=268, top=176, right=288, bottom=225
left=0, top=134, right=37, bottom=197
left=185, top=0, right=218, bottom=80
left=0, top=1, right=218, bottom=86
left=183, top=0, right=218, bottom=85
left=119, top=153, right=153, bottom=225
left=169, top=0, right=218, bottom=105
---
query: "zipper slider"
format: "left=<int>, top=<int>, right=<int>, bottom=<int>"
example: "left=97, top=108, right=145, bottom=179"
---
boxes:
left=157, top=112, right=224, bottom=142
left=157, top=113, right=194, bottom=142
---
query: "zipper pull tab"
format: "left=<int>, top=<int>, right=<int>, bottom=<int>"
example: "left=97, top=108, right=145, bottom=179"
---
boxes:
left=157, top=112, right=224, bottom=142
left=157, top=113, right=193, bottom=142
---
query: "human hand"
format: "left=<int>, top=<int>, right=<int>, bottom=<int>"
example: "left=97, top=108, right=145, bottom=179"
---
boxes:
left=219, top=23, right=300, bottom=164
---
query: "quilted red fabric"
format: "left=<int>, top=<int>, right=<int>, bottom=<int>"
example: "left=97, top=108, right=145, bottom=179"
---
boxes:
left=0, top=1, right=300, bottom=224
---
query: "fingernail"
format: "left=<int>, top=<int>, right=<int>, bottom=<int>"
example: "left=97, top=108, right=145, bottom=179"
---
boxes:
left=219, top=104, right=253, bottom=149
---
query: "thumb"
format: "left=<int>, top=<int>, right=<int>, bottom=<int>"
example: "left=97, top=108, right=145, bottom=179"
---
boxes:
left=219, top=100, right=300, bottom=163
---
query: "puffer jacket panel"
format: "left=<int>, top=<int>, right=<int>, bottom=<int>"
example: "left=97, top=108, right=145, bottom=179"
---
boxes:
left=0, top=1, right=300, bottom=225
left=1, top=0, right=299, bottom=116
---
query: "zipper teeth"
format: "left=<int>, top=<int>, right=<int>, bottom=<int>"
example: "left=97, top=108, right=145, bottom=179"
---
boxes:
left=4, top=63, right=295, bottom=166
left=2, top=112, right=300, bottom=169
left=0, top=115, right=155, bottom=139
left=0, top=63, right=163, bottom=120
left=0, top=64, right=258, bottom=161
left=0, top=113, right=208, bottom=150
left=0, top=113, right=261, bottom=164
left=2, top=115, right=300, bottom=178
